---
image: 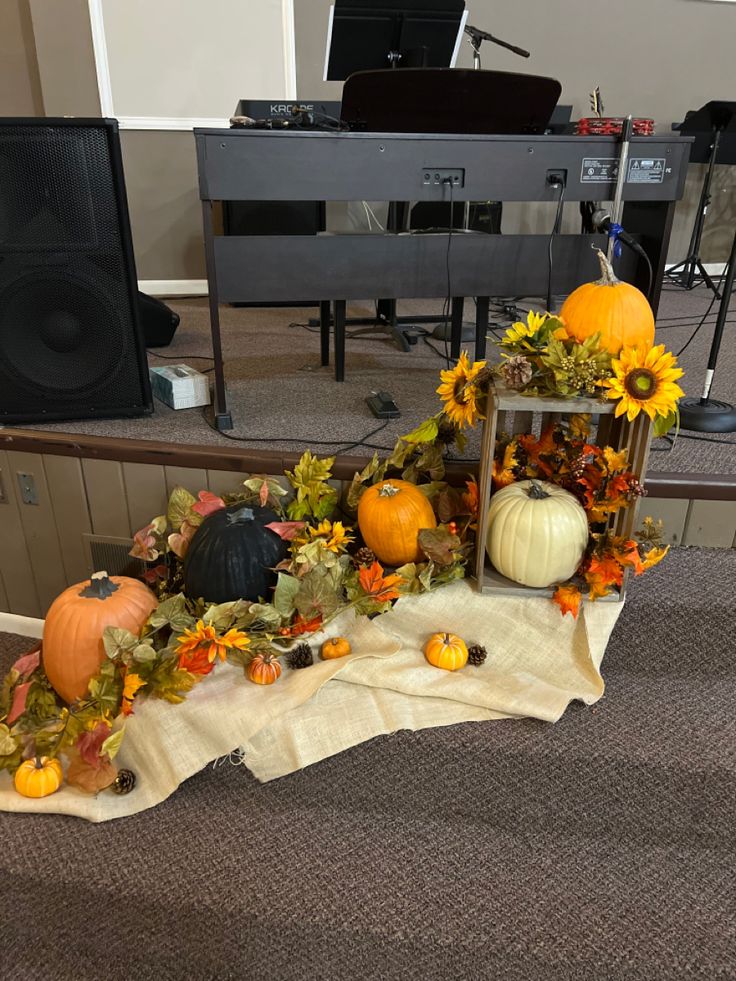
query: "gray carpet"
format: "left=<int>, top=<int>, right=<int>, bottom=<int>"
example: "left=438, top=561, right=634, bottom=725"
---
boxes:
left=13, top=280, right=736, bottom=474
left=1, top=545, right=735, bottom=980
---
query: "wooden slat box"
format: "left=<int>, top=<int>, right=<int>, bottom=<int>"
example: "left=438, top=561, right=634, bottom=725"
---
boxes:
left=473, top=383, right=653, bottom=601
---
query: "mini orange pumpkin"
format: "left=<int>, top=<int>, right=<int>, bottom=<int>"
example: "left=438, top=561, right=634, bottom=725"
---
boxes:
left=321, top=637, right=352, bottom=660
left=357, top=479, right=437, bottom=567
left=14, top=756, right=63, bottom=798
left=248, top=651, right=282, bottom=685
left=560, top=248, right=655, bottom=355
left=424, top=632, right=468, bottom=672
left=42, top=572, right=158, bottom=704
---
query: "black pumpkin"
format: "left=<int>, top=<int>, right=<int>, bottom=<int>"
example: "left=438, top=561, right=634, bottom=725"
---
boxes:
left=183, top=504, right=289, bottom=604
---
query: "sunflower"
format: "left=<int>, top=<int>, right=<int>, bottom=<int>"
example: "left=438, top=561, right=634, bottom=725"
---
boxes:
left=176, top=620, right=250, bottom=665
left=436, top=351, right=487, bottom=428
left=308, top=518, right=354, bottom=553
left=500, top=311, right=567, bottom=352
left=602, top=344, right=684, bottom=422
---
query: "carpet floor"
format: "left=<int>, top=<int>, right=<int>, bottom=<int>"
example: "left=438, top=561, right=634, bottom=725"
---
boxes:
left=15, top=278, right=736, bottom=475
left=1, top=545, right=734, bottom=980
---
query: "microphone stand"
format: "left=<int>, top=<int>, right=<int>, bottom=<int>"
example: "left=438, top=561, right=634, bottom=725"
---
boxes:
left=464, top=25, right=530, bottom=70
left=679, top=224, right=736, bottom=433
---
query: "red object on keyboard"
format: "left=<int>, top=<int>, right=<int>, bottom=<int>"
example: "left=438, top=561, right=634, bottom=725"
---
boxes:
left=575, top=117, right=655, bottom=136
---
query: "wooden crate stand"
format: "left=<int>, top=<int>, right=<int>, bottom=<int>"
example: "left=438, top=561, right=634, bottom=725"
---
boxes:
left=474, top=382, right=653, bottom=601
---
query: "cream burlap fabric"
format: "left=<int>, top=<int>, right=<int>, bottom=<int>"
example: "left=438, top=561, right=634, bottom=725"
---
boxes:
left=0, top=582, right=622, bottom=821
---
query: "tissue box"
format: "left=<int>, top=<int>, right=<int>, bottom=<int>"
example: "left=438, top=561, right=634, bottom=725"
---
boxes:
left=149, top=364, right=211, bottom=409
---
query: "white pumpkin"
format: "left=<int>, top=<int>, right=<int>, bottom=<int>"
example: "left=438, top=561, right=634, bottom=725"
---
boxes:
left=486, top=480, right=589, bottom=588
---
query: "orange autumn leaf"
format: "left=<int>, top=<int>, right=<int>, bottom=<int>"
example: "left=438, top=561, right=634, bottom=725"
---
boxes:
left=586, top=572, right=614, bottom=600
left=121, top=671, right=146, bottom=716
left=613, top=539, right=645, bottom=575
left=553, top=583, right=582, bottom=618
left=587, top=555, right=624, bottom=588
left=641, top=544, right=669, bottom=571
left=279, top=613, right=323, bottom=638
left=493, top=444, right=518, bottom=488
left=358, top=561, right=404, bottom=602
left=462, top=478, right=479, bottom=518
left=603, top=447, right=629, bottom=472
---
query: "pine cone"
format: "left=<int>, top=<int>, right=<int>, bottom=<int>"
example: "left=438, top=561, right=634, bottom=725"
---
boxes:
left=353, top=546, right=376, bottom=568
left=467, top=644, right=488, bottom=666
left=501, top=355, right=533, bottom=391
left=111, top=768, right=136, bottom=795
left=286, top=642, right=313, bottom=669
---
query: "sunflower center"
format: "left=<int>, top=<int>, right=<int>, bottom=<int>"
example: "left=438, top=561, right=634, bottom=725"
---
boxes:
left=624, top=367, right=657, bottom=401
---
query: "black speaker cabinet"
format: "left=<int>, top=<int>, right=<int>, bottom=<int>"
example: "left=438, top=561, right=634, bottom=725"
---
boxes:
left=0, top=118, right=153, bottom=423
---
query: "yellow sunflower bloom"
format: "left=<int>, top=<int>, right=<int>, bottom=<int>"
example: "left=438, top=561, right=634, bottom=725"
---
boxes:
left=602, top=344, right=684, bottom=422
left=436, top=351, right=486, bottom=429
left=308, top=518, right=354, bottom=553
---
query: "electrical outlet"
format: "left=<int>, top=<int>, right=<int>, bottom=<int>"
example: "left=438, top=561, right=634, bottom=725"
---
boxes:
left=422, top=168, right=465, bottom=188
left=17, top=471, right=38, bottom=505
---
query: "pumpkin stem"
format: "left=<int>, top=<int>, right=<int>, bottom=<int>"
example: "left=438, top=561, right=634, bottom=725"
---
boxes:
left=80, top=572, right=119, bottom=600
left=377, top=482, right=401, bottom=498
left=527, top=481, right=551, bottom=501
left=593, top=246, right=620, bottom=287
left=33, top=755, right=44, bottom=769
left=228, top=507, right=256, bottom=525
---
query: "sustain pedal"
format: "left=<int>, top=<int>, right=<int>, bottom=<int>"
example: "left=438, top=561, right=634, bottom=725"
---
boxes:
left=366, top=391, right=401, bottom=419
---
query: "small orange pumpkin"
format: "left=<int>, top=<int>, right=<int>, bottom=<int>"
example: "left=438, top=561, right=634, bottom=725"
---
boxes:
left=248, top=651, right=282, bottom=685
left=43, top=572, right=158, bottom=704
left=560, top=248, right=655, bottom=355
left=321, top=637, right=352, bottom=660
left=14, top=756, right=63, bottom=798
left=357, top=479, right=437, bottom=567
left=424, top=632, right=468, bottom=672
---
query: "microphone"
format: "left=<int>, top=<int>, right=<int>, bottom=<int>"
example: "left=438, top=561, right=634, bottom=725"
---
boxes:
left=591, top=209, right=647, bottom=257
left=464, top=25, right=530, bottom=58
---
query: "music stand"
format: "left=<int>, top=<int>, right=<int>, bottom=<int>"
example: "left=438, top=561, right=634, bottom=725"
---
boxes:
left=667, top=101, right=736, bottom=295
left=324, top=0, right=467, bottom=80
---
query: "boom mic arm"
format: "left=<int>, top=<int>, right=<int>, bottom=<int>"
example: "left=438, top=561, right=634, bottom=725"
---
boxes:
left=464, top=24, right=530, bottom=59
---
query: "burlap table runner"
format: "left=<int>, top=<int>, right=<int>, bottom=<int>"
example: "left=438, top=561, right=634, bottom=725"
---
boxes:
left=0, top=581, right=622, bottom=821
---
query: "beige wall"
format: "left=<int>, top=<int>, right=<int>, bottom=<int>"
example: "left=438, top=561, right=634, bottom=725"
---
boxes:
left=28, top=0, right=100, bottom=117
left=0, top=0, right=43, bottom=115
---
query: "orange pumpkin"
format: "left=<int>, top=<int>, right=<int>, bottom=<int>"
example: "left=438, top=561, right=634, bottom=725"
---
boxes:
left=248, top=651, right=282, bottom=685
left=321, top=637, right=352, bottom=660
left=424, top=632, right=468, bottom=672
left=14, top=756, right=63, bottom=798
left=560, top=248, right=655, bottom=355
left=357, top=479, right=437, bottom=567
left=43, top=572, right=158, bottom=704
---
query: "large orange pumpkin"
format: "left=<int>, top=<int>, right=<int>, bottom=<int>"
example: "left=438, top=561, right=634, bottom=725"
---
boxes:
left=43, top=572, right=158, bottom=703
left=357, top=479, right=437, bottom=567
left=560, top=248, right=655, bottom=355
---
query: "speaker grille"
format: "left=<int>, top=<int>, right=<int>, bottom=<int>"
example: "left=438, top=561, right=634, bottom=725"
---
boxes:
left=0, top=120, right=152, bottom=422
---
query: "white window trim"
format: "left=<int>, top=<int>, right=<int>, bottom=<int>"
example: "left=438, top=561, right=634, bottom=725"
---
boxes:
left=87, top=0, right=297, bottom=131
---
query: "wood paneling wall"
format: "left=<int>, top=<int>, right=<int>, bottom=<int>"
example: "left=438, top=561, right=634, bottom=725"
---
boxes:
left=0, top=450, right=732, bottom=617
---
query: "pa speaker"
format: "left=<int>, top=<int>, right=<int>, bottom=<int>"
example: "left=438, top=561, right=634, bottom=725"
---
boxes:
left=0, top=118, right=153, bottom=423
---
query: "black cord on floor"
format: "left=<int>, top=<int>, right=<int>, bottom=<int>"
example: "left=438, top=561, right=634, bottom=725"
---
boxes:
left=201, top=406, right=390, bottom=453
left=652, top=431, right=736, bottom=449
